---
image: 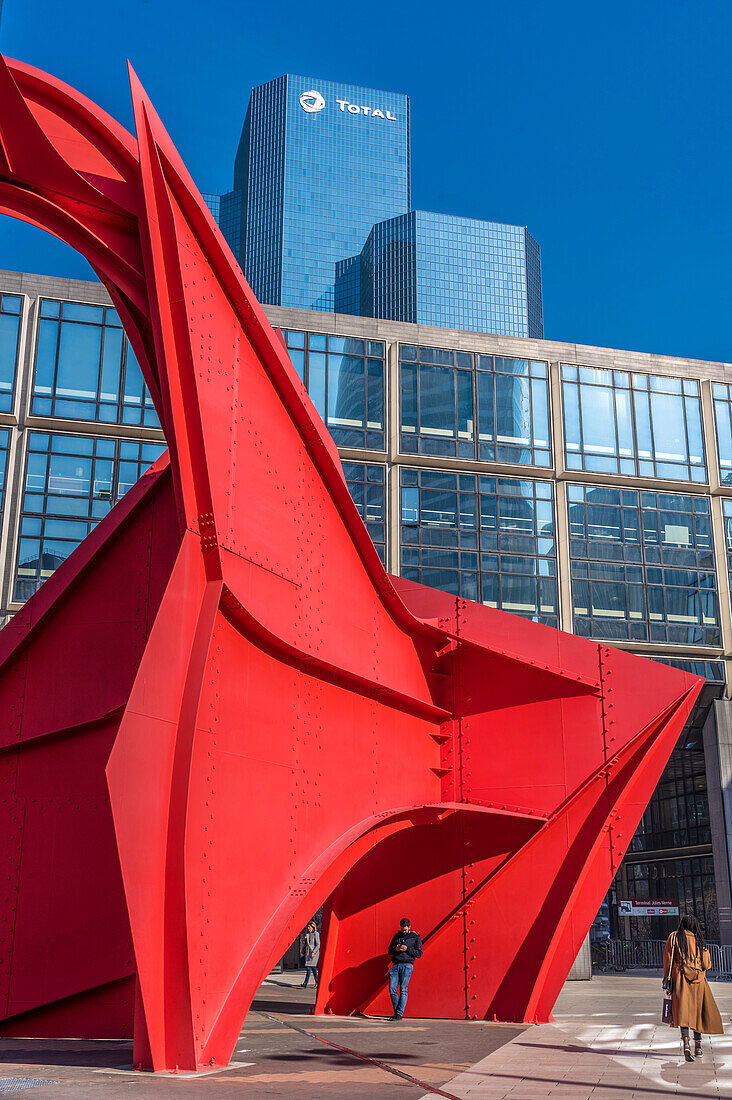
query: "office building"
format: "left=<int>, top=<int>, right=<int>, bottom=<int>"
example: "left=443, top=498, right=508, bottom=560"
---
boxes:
left=221, top=74, right=410, bottom=313
left=354, top=211, right=543, bottom=337
left=2, top=269, right=728, bottom=947
left=205, top=76, right=543, bottom=337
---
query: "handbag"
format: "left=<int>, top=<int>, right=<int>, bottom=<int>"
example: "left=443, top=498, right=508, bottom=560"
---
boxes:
left=662, top=995, right=673, bottom=1025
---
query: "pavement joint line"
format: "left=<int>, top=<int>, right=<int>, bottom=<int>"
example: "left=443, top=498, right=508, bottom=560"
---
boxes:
left=255, top=1008, right=466, bottom=1099
left=92, top=1060, right=256, bottom=1079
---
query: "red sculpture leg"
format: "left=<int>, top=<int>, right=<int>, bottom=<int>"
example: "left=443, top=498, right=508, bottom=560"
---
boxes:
left=0, top=462, right=179, bottom=1037
left=316, top=590, right=700, bottom=1023
left=0, top=54, right=704, bottom=1072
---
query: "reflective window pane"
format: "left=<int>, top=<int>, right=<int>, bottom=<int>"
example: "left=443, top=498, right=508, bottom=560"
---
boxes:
left=400, top=345, right=550, bottom=465
left=570, top=484, right=719, bottom=645
left=31, top=300, right=159, bottom=427
left=720, top=501, right=732, bottom=620
left=342, top=462, right=386, bottom=564
left=713, top=383, right=732, bottom=485
left=400, top=470, right=557, bottom=626
left=13, top=431, right=166, bottom=602
left=0, top=294, right=22, bottom=412
left=0, top=429, right=10, bottom=515
left=284, top=330, right=385, bottom=449
left=561, top=366, right=706, bottom=482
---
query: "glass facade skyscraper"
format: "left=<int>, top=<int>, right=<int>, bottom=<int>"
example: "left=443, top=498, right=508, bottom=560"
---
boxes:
left=202, top=191, right=243, bottom=260
left=205, top=75, right=543, bottom=337
left=229, top=75, right=410, bottom=312
left=357, top=212, right=543, bottom=337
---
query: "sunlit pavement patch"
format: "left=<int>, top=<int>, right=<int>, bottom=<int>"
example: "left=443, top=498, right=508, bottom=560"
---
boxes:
left=419, top=974, right=732, bottom=1099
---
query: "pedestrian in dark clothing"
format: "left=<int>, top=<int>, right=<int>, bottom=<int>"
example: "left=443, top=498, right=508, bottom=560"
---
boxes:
left=387, top=917, right=422, bottom=1020
left=301, top=921, right=320, bottom=987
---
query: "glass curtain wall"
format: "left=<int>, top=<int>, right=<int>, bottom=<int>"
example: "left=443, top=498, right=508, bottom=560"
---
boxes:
left=283, top=329, right=385, bottom=449
left=630, top=746, right=711, bottom=853
left=14, top=432, right=165, bottom=601
left=400, top=345, right=550, bottom=465
left=569, top=485, right=719, bottom=644
left=563, top=366, right=706, bottom=482
left=0, top=294, right=22, bottom=413
left=32, top=301, right=159, bottom=427
left=400, top=471, right=557, bottom=626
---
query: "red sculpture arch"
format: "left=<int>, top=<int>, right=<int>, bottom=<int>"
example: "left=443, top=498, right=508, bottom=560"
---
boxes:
left=0, top=55, right=702, bottom=1072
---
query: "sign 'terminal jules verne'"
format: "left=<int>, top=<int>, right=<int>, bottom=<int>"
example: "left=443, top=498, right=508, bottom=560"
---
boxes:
left=299, top=89, right=397, bottom=120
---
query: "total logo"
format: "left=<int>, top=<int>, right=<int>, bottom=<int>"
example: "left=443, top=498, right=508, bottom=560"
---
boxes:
left=299, top=88, right=397, bottom=121
left=299, top=90, right=325, bottom=113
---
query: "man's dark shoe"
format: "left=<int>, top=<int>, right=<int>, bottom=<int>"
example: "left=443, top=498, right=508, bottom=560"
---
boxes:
left=389, top=1014, right=403, bottom=1021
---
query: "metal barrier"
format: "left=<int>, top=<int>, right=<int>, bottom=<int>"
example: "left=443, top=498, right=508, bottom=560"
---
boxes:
left=591, top=939, right=732, bottom=979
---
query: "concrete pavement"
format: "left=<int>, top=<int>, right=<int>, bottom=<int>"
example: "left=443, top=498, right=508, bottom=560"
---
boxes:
left=0, top=970, right=730, bottom=1096
left=420, top=973, right=732, bottom=1098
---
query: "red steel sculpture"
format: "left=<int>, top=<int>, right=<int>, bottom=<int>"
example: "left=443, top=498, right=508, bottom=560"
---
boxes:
left=0, top=55, right=703, bottom=1072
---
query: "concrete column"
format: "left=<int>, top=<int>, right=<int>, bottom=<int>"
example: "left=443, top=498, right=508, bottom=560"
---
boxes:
left=700, top=379, right=722, bottom=494
left=709, top=495, right=732, bottom=657
left=703, top=699, right=732, bottom=945
left=0, top=292, right=32, bottom=611
left=701, top=380, right=732, bottom=660
left=549, top=361, right=573, bottom=631
left=555, top=481, right=574, bottom=633
left=567, top=936, right=592, bottom=981
left=387, top=338, right=401, bottom=576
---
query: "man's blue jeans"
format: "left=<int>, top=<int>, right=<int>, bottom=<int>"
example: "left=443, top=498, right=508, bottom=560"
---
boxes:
left=388, top=962, right=413, bottom=1017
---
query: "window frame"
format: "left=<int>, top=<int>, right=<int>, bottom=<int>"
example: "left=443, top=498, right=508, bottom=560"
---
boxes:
left=399, top=343, right=551, bottom=467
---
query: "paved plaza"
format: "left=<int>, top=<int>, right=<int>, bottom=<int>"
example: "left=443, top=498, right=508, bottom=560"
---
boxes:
left=422, top=973, right=732, bottom=1098
left=0, top=971, right=729, bottom=1097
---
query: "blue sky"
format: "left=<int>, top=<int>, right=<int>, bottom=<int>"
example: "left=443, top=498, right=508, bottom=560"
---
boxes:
left=0, top=0, right=729, bottom=361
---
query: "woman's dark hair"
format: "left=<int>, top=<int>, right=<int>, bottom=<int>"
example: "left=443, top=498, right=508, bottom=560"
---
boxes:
left=676, top=913, right=705, bottom=963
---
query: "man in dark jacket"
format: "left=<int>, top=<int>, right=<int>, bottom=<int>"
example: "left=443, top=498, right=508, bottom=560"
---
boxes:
left=387, top=917, right=423, bottom=1020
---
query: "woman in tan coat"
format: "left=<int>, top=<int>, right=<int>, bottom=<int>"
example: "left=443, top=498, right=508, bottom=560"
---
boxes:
left=663, top=914, right=723, bottom=1061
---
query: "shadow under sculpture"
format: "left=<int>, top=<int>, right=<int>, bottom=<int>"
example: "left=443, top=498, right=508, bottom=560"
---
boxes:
left=0, top=55, right=703, bottom=1072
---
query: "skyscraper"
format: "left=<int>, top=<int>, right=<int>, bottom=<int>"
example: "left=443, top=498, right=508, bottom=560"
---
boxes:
left=231, top=75, right=410, bottom=312
left=356, top=212, right=543, bottom=337
left=206, top=74, right=543, bottom=337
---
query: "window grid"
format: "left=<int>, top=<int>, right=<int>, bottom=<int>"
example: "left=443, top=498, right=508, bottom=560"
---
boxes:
left=712, top=382, right=732, bottom=485
left=562, top=365, right=706, bottom=482
left=721, top=500, right=732, bottom=602
left=359, top=214, right=543, bottom=337
left=342, top=462, right=386, bottom=564
left=401, top=469, right=557, bottom=627
left=569, top=484, right=719, bottom=645
left=400, top=344, right=550, bottom=466
left=0, top=429, right=10, bottom=514
left=14, top=431, right=165, bottom=602
left=0, top=293, right=22, bottom=414
left=283, top=329, right=385, bottom=449
left=32, top=299, right=159, bottom=427
left=615, top=856, right=718, bottom=942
